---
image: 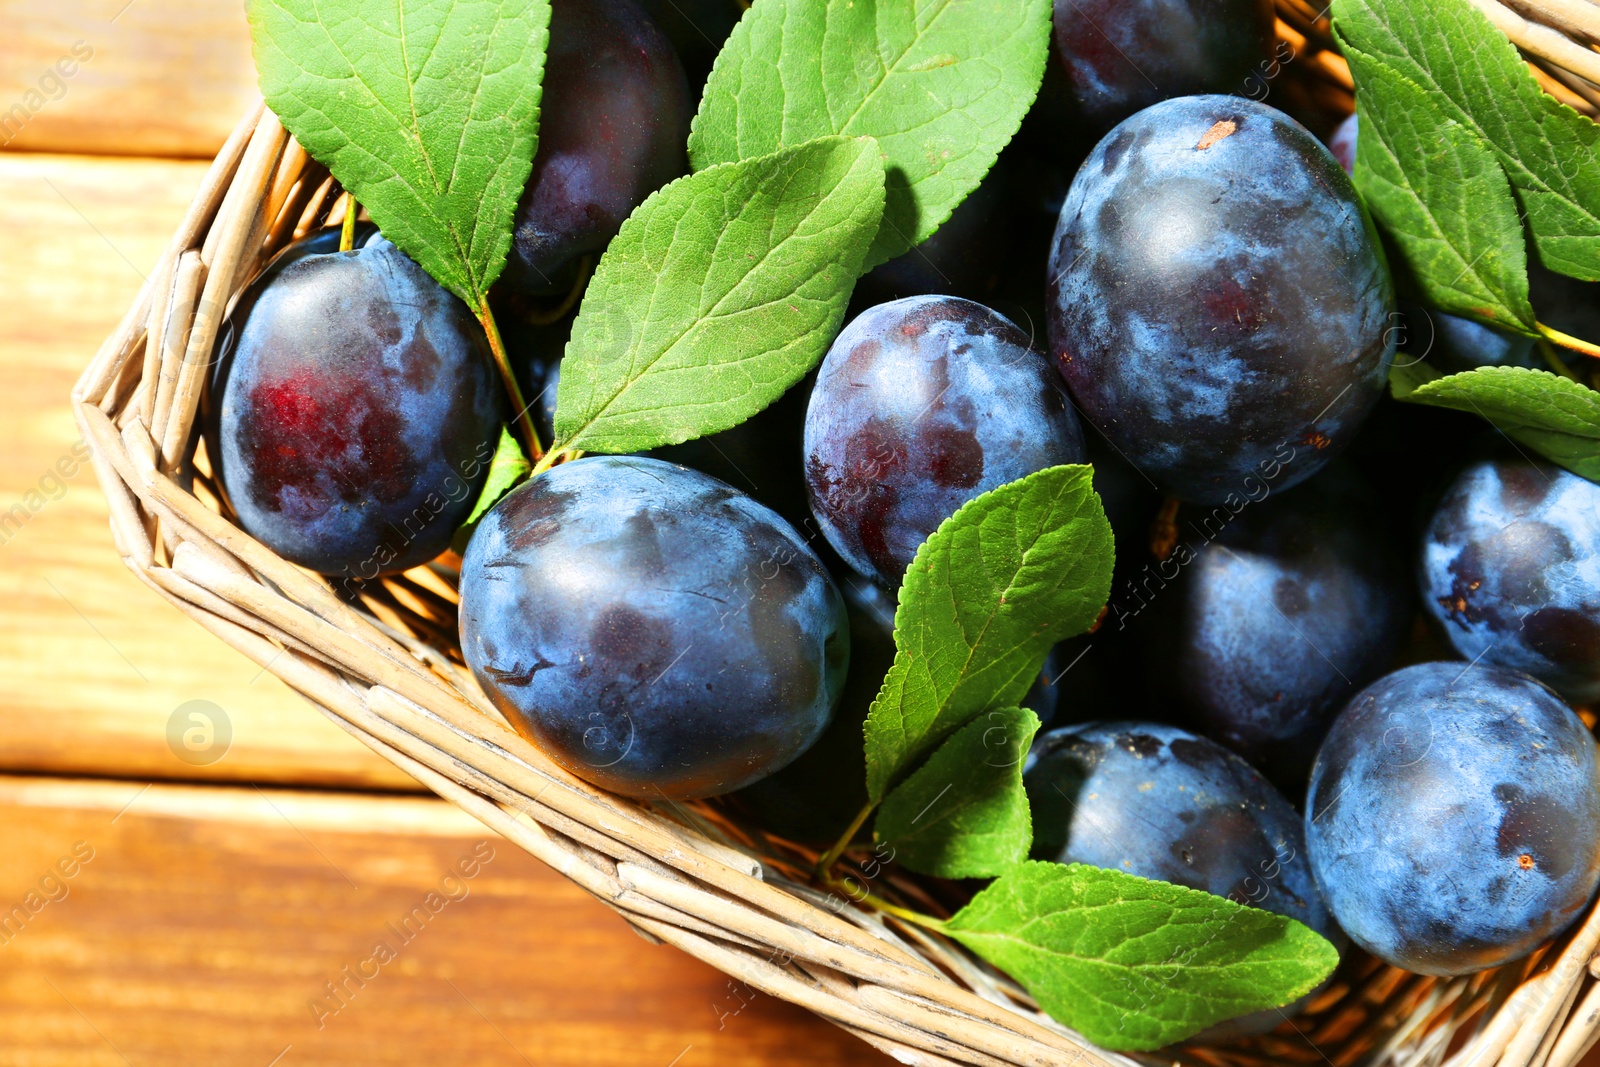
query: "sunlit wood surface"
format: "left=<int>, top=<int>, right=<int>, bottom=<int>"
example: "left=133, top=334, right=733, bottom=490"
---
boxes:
left=0, top=777, right=888, bottom=1066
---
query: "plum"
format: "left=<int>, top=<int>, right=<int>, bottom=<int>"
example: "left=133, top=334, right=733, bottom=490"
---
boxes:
left=459, top=455, right=848, bottom=799
left=1047, top=95, right=1395, bottom=505
left=1140, top=465, right=1409, bottom=786
left=1306, top=662, right=1600, bottom=975
left=208, top=231, right=502, bottom=580
left=1421, top=450, right=1600, bottom=702
left=805, top=296, right=1087, bottom=587
left=501, top=0, right=691, bottom=300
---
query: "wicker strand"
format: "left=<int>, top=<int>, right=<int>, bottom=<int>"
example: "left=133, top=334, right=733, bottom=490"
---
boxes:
left=1547, top=979, right=1600, bottom=1067
left=147, top=251, right=204, bottom=443
left=136, top=252, right=177, bottom=424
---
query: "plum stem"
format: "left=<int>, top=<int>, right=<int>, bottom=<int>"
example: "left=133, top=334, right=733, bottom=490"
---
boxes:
left=338, top=192, right=358, bottom=252
left=817, top=869, right=946, bottom=932
left=815, top=801, right=875, bottom=880
left=477, top=297, right=545, bottom=462
left=1537, top=321, right=1600, bottom=361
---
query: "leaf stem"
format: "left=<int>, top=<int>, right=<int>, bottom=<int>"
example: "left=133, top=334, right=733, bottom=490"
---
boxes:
left=815, top=801, right=875, bottom=879
left=477, top=297, right=545, bottom=462
left=531, top=444, right=582, bottom=476
left=818, top=870, right=946, bottom=931
left=1537, top=321, right=1600, bottom=361
left=338, top=192, right=358, bottom=252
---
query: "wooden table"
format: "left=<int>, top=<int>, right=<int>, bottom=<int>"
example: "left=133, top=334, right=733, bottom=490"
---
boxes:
left=0, top=7, right=889, bottom=1063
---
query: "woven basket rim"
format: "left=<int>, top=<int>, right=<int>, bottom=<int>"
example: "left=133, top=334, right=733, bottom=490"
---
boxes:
left=69, top=3, right=1600, bottom=1064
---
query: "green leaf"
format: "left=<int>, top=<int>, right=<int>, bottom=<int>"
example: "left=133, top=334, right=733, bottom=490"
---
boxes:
left=1348, top=61, right=1535, bottom=334
left=864, top=466, right=1112, bottom=804
left=452, top=426, right=531, bottom=553
left=1332, top=0, right=1600, bottom=281
left=1392, top=365, right=1600, bottom=480
left=688, top=0, right=1050, bottom=267
left=552, top=135, right=885, bottom=454
left=874, top=706, right=1037, bottom=879
left=944, top=862, right=1340, bottom=1052
left=248, top=0, right=549, bottom=307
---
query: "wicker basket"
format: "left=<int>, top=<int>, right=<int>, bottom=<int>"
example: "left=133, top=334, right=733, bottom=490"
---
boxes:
left=71, top=2, right=1600, bottom=1064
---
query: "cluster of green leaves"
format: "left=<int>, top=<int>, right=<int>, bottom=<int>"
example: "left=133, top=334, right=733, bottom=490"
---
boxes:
left=852, top=468, right=1337, bottom=1049
left=1331, top=0, right=1600, bottom=481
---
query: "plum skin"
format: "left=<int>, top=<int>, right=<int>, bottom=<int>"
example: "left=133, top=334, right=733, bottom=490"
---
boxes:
left=1025, top=721, right=1339, bottom=945
left=1141, top=465, right=1409, bottom=786
left=805, top=296, right=1088, bottom=588
left=459, top=456, right=849, bottom=800
left=1306, top=662, right=1600, bottom=975
left=1420, top=452, right=1600, bottom=702
left=1052, top=0, right=1276, bottom=138
left=208, top=233, right=502, bottom=580
left=501, top=0, right=691, bottom=299
left=1047, top=95, right=1395, bottom=505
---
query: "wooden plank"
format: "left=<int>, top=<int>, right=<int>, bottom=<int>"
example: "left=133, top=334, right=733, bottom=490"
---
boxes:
left=0, top=0, right=258, bottom=158
left=0, top=151, right=417, bottom=790
left=0, top=776, right=890, bottom=1066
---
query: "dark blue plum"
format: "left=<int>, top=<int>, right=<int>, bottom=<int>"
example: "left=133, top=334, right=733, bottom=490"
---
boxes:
left=1025, top=722, right=1338, bottom=945
left=207, top=233, right=502, bottom=580
left=1140, top=466, right=1409, bottom=786
left=502, top=0, right=691, bottom=301
left=459, top=456, right=848, bottom=799
left=1047, top=96, right=1395, bottom=505
left=1306, top=662, right=1600, bottom=975
left=1052, top=0, right=1275, bottom=138
left=1421, top=452, right=1600, bottom=702
left=805, top=296, right=1088, bottom=587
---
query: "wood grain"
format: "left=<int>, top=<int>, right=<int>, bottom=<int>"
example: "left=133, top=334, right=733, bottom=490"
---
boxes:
left=0, top=775, right=889, bottom=1067
left=0, top=0, right=258, bottom=158
left=0, top=150, right=416, bottom=790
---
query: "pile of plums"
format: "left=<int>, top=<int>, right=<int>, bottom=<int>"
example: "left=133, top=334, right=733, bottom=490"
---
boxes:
left=205, top=0, right=1600, bottom=1007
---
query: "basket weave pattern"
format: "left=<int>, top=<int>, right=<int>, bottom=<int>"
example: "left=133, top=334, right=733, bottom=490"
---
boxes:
left=70, top=3, right=1600, bottom=1063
